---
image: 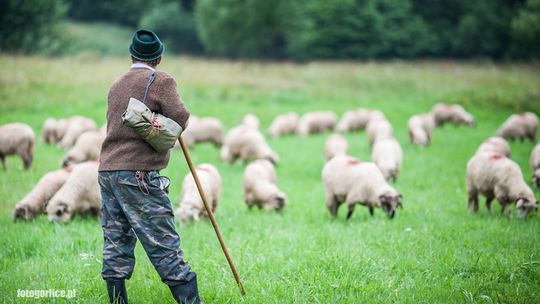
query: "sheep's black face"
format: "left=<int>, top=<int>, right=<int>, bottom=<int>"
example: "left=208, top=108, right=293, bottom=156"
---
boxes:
left=13, top=206, right=29, bottom=221
left=533, top=170, right=540, bottom=190
left=379, top=193, right=403, bottom=219
left=49, top=202, right=71, bottom=223
left=516, top=198, right=538, bottom=219
left=62, top=157, right=73, bottom=168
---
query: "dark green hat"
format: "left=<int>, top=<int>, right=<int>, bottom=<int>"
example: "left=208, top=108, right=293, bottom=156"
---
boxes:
left=129, top=29, right=164, bottom=61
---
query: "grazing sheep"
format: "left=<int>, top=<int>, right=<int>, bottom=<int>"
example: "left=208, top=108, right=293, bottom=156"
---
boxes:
left=371, top=137, right=403, bottom=182
left=13, top=168, right=71, bottom=220
left=243, top=114, right=260, bottom=130
left=324, top=134, right=349, bottom=161
left=531, top=142, right=540, bottom=190
left=466, top=152, right=538, bottom=218
left=182, top=115, right=224, bottom=148
left=432, top=103, right=475, bottom=127
left=407, top=113, right=435, bottom=146
left=243, top=159, right=287, bottom=211
left=476, top=136, right=511, bottom=157
left=322, top=155, right=402, bottom=219
left=366, top=117, right=393, bottom=146
left=335, top=109, right=380, bottom=133
left=268, top=112, right=300, bottom=138
left=62, top=131, right=106, bottom=167
left=41, top=118, right=59, bottom=144
left=296, top=111, right=337, bottom=137
left=47, top=161, right=100, bottom=223
left=220, top=125, right=279, bottom=164
left=176, top=163, right=221, bottom=225
left=59, top=116, right=97, bottom=149
left=497, top=112, right=538, bottom=142
left=0, top=123, right=35, bottom=170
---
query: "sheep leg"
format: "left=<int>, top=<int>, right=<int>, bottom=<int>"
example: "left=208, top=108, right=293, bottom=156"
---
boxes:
left=346, top=204, right=356, bottom=220
left=0, top=154, right=5, bottom=170
left=369, top=207, right=374, bottom=217
left=485, top=196, right=494, bottom=213
left=326, top=194, right=339, bottom=217
left=467, top=189, right=479, bottom=213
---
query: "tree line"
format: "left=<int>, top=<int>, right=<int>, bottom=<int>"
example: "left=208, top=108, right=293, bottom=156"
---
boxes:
left=1, top=0, right=539, bottom=59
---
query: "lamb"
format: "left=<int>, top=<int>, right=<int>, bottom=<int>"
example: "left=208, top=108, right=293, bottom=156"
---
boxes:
left=13, top=168, right=71, bottom=220
left=322, top=155, right=402, bottom=219
left=466, top=152, right=538, bottom=218
left=497, top=112, right=538, bottom=142
left=181, top=115, right=224, bottom=148
left=432, top=103, right=475, bottom=127
left=268, top=112, right=300, bottom=138
left=324, top=134, right=349, bottom=161
left=371, top=136, right=403, bottom=182
left=176, top=163, right=221, bottom=225
left=335, top=109, right=380, bottom=133
left=242, top=113, right=260, bottom=129
left=366, top=117, right=393, bottom=146
left=46, top=161, right=101, bottom=223
left=476, top=136, right=511, bottom=157
left=62, top=131, right=106, bottom=167
left=243, top=159, right=287, bottom=211
left=220, top=125, right=279, bottom=164
left=0, top=123, right=35, bottom=170
left=531, top=142, right=540, bottom=190
left=296, top=111, right=337, bottom=137
left=407, top=113, right=435, bottom=146
left=58, top=116, right=97, bottom=149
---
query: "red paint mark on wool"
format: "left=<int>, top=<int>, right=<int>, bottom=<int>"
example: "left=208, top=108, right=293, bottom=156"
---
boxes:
left=490, top=154, right=504, bottom=160
left=347, top=159, right=361, bottom=166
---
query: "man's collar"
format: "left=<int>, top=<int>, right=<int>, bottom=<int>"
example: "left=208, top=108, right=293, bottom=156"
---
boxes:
left=131, top=63, right=156, bottom=72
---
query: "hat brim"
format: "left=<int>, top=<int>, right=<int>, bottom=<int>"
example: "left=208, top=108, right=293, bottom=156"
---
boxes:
left=129, top=44, right=164, bottom=61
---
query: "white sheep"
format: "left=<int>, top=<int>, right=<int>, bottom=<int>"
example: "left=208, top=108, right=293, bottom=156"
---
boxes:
left=322, top=155, right=402, bottom=219
left=59, top=116, right=97, bottom=149
left=220, top=125, right=279, bottom=164
left=243, top=159, right=287, bottom=211
left=366, top=117, right=393, bottom=146
left=476, top=136, right=511, bottom=157
left=47, top=161, right=101, bottom=223
left=176, top=163, right=222, bottom=225
left=497, top=112, right=538, bottom=142
left=62, top=131, right=106, bottom=167
left=371, top=136, right=403, bottom=182
left=531, top=142, right=540, bottom=191
left=13, top=168, right=71, bottom=220
left=0, top=123, right=35, bottom=170
left=324, top=133, right=349, bottom=161
left=41, top=118, right=59, bottom=144
left=432, top=103, right=475, bottom=126
left=296, top=111, right=337, bottom=137
left=335, top=109, right=380, bottom=133
left=466, top=152, right=538, bottom=218
left=181, top=115, right=224, bottom=148
left=242, top=113, right=260, bottom=130
left=407, top=113, right=435, bottom=146
left=268, top=112, right=300, bottom=138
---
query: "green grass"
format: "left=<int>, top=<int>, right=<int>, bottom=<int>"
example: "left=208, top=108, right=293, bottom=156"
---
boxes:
left=0, top=55, right=539, bottom=303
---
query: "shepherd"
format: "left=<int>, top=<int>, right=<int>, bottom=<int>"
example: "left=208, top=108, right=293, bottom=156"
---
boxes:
left=98, top=29, right=199, bottom=304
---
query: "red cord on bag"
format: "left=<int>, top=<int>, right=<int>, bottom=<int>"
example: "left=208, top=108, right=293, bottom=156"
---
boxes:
left=152, top=116, right=161, bottom=137
left=136, top=171, right=150, bottom=196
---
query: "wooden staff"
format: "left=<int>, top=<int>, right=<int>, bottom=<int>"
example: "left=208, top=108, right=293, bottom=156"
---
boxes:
left=177, top=136, right=246, bottom=295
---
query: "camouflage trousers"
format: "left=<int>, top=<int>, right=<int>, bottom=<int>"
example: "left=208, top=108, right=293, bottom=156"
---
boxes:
left=98, top=170, right=196, bottom=286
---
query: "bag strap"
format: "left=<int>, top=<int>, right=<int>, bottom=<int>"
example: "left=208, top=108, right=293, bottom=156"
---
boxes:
left=142, top=71, right=157, bottom=104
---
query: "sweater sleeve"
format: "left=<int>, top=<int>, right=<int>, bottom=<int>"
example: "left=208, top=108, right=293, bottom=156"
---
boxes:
left=157, top=75, right=190, bottom=130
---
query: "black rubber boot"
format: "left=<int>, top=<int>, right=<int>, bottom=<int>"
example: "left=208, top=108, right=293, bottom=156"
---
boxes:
left=169, top=276, right=200, bottom=304
left=106, top=279, right=128, bottom=304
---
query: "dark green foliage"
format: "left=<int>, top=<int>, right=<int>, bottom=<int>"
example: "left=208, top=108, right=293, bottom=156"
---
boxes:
left=289, top=0, right=432, bottom=59
left=0, top=0, right=66, bottom=54
left=65, top=0, right=161, bottom=27
left=195, top=0, right=295, bottom=58
left=139, top=2, right=202, bottom=54
left=511, top=0, right=540, bottom=58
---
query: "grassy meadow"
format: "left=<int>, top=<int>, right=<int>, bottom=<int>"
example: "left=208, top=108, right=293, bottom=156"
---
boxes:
left=0, top=55, right=540, bottom=303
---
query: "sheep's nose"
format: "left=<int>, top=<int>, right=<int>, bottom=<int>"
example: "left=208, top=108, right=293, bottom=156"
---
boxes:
left=388, top=210, right=395, bottom=219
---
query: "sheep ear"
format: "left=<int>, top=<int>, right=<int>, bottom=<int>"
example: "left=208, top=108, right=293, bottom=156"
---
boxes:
left=193, top=213, right=200, bottom=221
left=516, top=198, right=525, bottom=208
left=379, top=195, right=388, bottom=204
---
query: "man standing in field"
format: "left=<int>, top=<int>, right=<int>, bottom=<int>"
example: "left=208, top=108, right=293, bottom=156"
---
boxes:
left=98, top=29, right=199, bottom=304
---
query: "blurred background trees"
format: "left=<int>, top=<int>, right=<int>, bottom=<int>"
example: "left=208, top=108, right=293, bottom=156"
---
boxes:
left=1, top=0, right=539, bottom=59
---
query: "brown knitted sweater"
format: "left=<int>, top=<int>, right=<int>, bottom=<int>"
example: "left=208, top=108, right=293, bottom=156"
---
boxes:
left=99, top=66, right=189, bottom=171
